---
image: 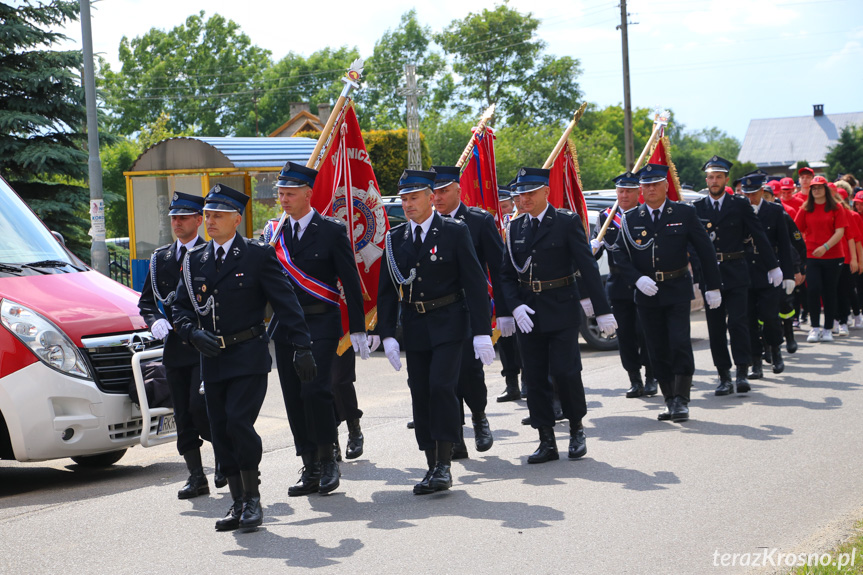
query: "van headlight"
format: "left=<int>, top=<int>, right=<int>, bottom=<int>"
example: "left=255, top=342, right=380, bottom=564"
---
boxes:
left=1, top=298, right=91, bottom=378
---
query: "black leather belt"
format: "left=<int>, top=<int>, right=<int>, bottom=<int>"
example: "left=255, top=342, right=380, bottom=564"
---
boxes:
left=654, top=267, right=688, bottom=282
left=716, top=251, right=745, bottom=262
left=520, top=274, right=576, bottom=293
left=302, top=303, right=337, bottom=315
left=405, top=291, right=464, bottom=314
left=609, top=265, right=622, bottom=275
left=217, top=324, right=264, bottom=348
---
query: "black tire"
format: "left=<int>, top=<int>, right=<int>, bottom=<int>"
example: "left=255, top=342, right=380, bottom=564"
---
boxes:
left=579, top=315, right=618, bottom=351
left=71, top=449, right=127, bottom=468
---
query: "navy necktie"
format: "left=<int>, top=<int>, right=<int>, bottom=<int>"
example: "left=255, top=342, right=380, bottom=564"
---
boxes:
left=178, top=245, right=187, bottom=268
left=216, top=246, right=225, bottom=272
left=413, top=225, right=423, bottom=253
left=713, top=200, right=720, bottom=213
left=652, top=209, right=660, bottom=224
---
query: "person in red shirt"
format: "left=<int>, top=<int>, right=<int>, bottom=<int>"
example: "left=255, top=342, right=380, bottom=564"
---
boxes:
left=794, top=176, right=848, bottom=342
left=834, top=191, right=862, bottom=335
left=852, top=190, right=863, bottom=328
left=788, top=167, right=815, bottom=210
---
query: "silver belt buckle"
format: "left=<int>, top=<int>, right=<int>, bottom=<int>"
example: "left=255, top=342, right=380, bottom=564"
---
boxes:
left=655, top=271, right=665, bottom=282
left=217, top=335, right=226, bottom=349
left=415, top=301, right=426, bottom=314
left=531, top=280, right=543, bottom=293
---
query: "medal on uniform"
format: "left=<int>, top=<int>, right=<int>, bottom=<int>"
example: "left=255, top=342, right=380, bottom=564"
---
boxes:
left=196, top=294, right=202, bottom=302
left=430, top=246, right=438, bottom=261
left=201, top=284, right=207, bottom=293
left=707, top=222, right=712, bottom=228
left=710, top=232, right=716, bottom=241
left=641, top=230, right=647, bottom=236
left=636, top=239, right=642, bottom=245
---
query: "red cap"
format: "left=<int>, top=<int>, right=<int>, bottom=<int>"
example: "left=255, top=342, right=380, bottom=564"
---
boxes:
left=836, top=187, right=848, bottom=200
left=798, top=166, right=815, bottom=175
left=828, top=181, right=837, bottom=191
left=725, top=186, right=733, bottom=195
left=768, top=180, right=781, bottom=193
left=854, top=191, right=863, bottom=203
left=779, top=177, right=795, bottom=190
left=811, top=175, right=829, bottom=186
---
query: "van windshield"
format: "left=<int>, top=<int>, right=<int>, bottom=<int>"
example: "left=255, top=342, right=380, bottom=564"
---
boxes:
left=0, top=177, right=76, bottom=266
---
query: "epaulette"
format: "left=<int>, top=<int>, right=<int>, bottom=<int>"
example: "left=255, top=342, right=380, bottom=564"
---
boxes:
left=467, top=205, right=489, bottom=215
left=510, top=212, right=526, bottom=220
left=248, top=238, right=268, bottom=248
left=324, top=214, right=346, bottom=226
left=623, top=205, right=639, bottom=216
left=189, top=242, right=208, bottom=252
left=557, top=208, right=574, bottom=216
left=153, top=243, right=172, bottom=253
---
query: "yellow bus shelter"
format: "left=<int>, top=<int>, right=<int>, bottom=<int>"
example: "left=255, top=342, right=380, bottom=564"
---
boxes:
left=124, top=136, right=316, bottom=291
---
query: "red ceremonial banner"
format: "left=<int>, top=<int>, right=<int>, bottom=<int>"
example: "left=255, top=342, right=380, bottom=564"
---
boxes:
left=548, top=140, right=589, bottom=237
left=311, top=105, right=390, bottom=354
left=459, top=127, right=502, bottom=232
left=645, top=137, right=681, bottom=202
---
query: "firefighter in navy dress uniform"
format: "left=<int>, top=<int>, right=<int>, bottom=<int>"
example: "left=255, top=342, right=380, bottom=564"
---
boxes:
left=172, top=184, right=315, bottom=533
left=500, top=167, right=616, bottom=463
left=739, top=174, right=795, bottom=379
left=590, top=172, right=658, bottom=399
left=614, top=164, right=723, bottom=422
left=138, top=192, right=222, bottom=499
left=377, top=170, right=493, bottom=495
left=262, top=161, right=368, bottom=497
left=693, top=156, right=782, bottom=395
left=429, top=165, right=513, bottom=459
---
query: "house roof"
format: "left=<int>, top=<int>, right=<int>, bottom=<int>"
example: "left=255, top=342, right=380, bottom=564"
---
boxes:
left=738, top=111, right=863, bottom=168
left=269, top=110, right=324, bottom=137
left=129, top=136, right=318, bottom=172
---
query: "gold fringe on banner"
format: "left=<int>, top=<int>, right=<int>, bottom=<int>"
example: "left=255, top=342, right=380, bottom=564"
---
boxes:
left=336, top=307, right=379, bottom=356
left=565, top=139, right=590, bottom=239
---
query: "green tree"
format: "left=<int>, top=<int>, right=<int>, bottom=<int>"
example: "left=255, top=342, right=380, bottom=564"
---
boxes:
left=579, top=104, right=658, bottom=168
left=826, top=126, right=863, bottom=180
left=101, top=11, right=271, bottom=136
left=246, top=46, right=361, bottom=136
left=435, top=2, right=582, bottom=126
left=728, top=161, right=758, bottom=186
left=364, top=10, right=449, bottom=130
left=668, top=127, right=741, bottom=189
left=420, top=113, right=476, bottom=167
left=0, top=0, right=91, bottom=258
left=100, top=137, right=141, bottom=238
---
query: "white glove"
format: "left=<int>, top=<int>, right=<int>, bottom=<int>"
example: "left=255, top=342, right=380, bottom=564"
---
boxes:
left=368, top=334, right=381, bottom=352
left=383, top=337, right=401, bottom=371
left=767, top=266, right=783, bottom=288
left=596, top=313, right=617, bottom=337
left=350, top=332, right=371, bottom=360
left=497, top=316, right=516, bottom=338
left=151, top=318, right=172, bottom=339
left=705, top=289, right=722, bottom=309
left=580, top=298, right=595, bottom=318
left=590, top=238, right=601, bottom=255
left=782, top=279, right=796, bottom=295
left=513, top=304, right=536, bottom=334
left=635, top=276, right=659, bottom=296
left=473, top=335, right=495, bottom=366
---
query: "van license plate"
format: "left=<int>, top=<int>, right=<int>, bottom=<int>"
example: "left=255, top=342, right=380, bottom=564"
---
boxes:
left=157, top=414, right=176, bottom=435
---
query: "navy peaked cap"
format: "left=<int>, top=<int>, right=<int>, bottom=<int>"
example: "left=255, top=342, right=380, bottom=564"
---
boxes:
left=430, top=166, right=461, bottom=189
left=169, top=191, right=205, bottom=216
left=613, top=171, right=640, bottom=189
left=398, top=170, right=436, bottom=194
left=277, top=161, right=317, bottom=188
left=514, top=167, right=550, bottom=193
left=204, top=184, right=249, bottom=215
left=638, top=164, right=669, bottom=184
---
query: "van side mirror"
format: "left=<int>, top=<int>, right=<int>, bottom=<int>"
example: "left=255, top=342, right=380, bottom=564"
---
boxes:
left=51, top=231, right=66, bottom=245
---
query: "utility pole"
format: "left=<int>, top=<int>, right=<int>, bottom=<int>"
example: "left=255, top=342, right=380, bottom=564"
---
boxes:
left=398, top=64, right=425, bottom=170
left=617, top=0, right=637, bottom=170
left=79, top=0, right=108, bottom=274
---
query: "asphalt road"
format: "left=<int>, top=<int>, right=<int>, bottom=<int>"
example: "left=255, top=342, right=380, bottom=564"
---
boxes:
left=2, top=316, right=863, bottom=575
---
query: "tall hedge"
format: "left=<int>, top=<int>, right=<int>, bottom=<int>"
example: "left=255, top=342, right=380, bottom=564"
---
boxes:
left=295, top=129, right=431, bottom=196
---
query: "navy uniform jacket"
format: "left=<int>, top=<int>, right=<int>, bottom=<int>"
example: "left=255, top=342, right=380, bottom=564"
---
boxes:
left=784, top=210, right=807, bottom=274
left=172, top=232, right=311, bottom=383
left=268, top=211, right=365, bottom=343
left=377, top=212, right=491, bottom=351
left=693, top=194, right=778, bottom=290
left=614, top=201, right=721, bottom=307
left=592, top=207, right=635, bottom=301
left=450, top=203, right=510, bottom=317
left=745, top=201, right=794, bottom=289
left=138, top=237, right=205, bottom=368
left=501, top=205, right=611, bottom=333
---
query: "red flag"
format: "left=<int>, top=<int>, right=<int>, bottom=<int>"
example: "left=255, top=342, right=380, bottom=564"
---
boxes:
left=459, top=127, right=502, bottom=231
left=548, top=140, right=589, bottom=237
left=645, top=136, right=681, bottom=202
left=311, top=105, right=390, bottom=354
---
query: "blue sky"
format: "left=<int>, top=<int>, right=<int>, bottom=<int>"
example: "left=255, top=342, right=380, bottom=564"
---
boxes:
left=58, top=0, right=863, bottom=143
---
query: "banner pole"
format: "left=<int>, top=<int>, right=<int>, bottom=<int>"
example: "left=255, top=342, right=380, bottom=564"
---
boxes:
left=542, top=102, right=587, bottom=170
left=455, top=104, right=495, bottom=169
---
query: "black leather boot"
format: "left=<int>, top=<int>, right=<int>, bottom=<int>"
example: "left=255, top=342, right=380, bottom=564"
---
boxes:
left=568, top=421, right=587, bottom=459
left=749, top=357, right=764, bottom=380
left=238, top=469, right=262, bottom=532
left=346, top=419, right=364, bottom=459
left=784, top=318, right=798, bottom=353
left=429, top=441, right=453, bottom=491
left=213, top=461, right=227, bottom=489
left=318, top=444, right=341, bottom=495
left=497, top=373, right=521, bottom=402
left=332, top=437, right=343, bottom=462
left=735, top=366, right=751, bottom=393
left=657, top=398, right=673, bottom=421
left=715, top=368, right=734, bottom=396
left=215, top=475, right=243, bottom=531
left=178, top=449, right=209, bottom=500
left=472, top=414, right=493, bottom=452
left=763, top=344, right=772, bottom=364
left=288, top=452, right=320, bottom=497
left=413, top=449, right=437, bottom=495
left=528, top=426, right=559, bottom=463
left=625, top=371, right=644, bottom=398
left=451, top=426, right=469, bottom=459
left=643, top=372, right=658, bottom=397
left=670, top=396, right=689, bottom=422
left=771, top=346, right=785, bottom=374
